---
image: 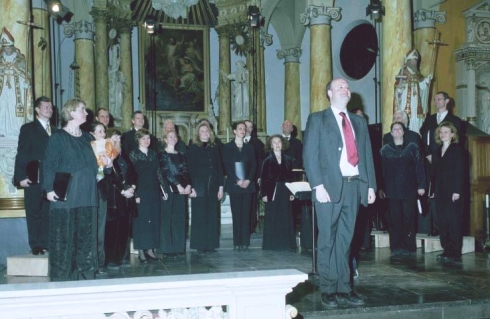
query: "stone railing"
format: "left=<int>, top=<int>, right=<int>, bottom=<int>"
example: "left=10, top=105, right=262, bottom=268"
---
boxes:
left=0, top=269, right=307, bottom=319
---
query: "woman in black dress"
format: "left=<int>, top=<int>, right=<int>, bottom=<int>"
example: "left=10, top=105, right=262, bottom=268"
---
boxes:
left=222, top=122, right=256, bottom=251
left=44, top=98, right=109, bottom=281
left=380, top=122, right=425, bottom=257
left=260, top=135, right=296, bottom=251
left=433, top=121, right=464, bottom=262
left=187, top=122, right=224, bottom=254
left=103, top=128, right=135, bottom=268
left=128, top=128, right=166, bottom=264
left=158, top=130, right=193, bottom=257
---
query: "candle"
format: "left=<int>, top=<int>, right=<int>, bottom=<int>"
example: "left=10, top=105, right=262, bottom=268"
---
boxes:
left=427, top=131, right=430, bottom=146
left=486, top=194, right=489, bottom=209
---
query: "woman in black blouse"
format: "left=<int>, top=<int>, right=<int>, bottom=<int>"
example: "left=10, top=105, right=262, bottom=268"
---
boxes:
left=222, top=122, right=256, bottom=251
left=158, top=130, right=193, bottom=257
left=128, top=128, right=166, bottom=264
left=187, top=122, right=224, bottom=254
left=260, top=135, right=296, bottom=251
left=433, top=122, right=464, bottom=262
left=44, top=98, right=111, bottom=281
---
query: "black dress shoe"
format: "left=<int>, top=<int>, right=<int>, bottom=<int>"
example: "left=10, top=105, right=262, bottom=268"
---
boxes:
left=32, top=247, right=44, bottom=255
left=336, top=291, right=364, bottom=306
left=144, top=252, right=160, bottom=262
left=321, top=293, right=338, bottom=309
left=138, top=256, right=148, bottom=264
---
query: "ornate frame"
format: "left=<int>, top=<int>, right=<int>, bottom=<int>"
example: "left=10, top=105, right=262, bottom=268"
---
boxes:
left=138, top=25, right=210, bottom=113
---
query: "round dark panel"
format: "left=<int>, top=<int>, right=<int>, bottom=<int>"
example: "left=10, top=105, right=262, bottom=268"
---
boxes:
left=340, top=23, right=378, bottom=80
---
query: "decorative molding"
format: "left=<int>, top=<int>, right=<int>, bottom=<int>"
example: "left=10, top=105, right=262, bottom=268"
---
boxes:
left=413, top=9, right=446, bottom=30
left=300, top=5, right=341, bottom=27
left=64, top=21, right=96, bottom=40
left=91, top=7, right=110, bottom=22
left=277, top=47, right=302, bottom=63
left=260, top=29, right=273, bottom=47
left=0, top=197, right=24, bottom=210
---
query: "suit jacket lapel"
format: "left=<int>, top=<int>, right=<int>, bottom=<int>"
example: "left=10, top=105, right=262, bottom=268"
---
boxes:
left=324, top=107, right=342, bottom=142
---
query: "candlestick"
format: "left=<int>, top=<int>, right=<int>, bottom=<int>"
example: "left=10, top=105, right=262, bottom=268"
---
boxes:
left=486, top=194, right=489, bottom=209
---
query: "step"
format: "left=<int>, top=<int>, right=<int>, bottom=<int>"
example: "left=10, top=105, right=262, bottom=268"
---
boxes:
left=7, top=254, right=49, bottom=277
left=371, top=231, right=422, bottom=248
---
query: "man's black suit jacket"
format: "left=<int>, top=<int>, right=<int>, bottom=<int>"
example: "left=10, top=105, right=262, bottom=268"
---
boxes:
left=284, top=136, right=303, bottom=169
left=14, top=119, right=56, bottom=186
left=246, top=136, right=265, bottom=180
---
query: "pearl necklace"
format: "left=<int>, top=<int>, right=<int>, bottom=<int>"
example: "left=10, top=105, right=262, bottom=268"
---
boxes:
left=64, top=126, right=82, bottom=137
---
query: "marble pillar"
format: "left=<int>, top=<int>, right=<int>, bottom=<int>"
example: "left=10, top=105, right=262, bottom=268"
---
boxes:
left=466, top=59, right=477, bottom=124
left=300, top=5, right=341, bottom=113
left=217, top=27, right=231, bottom=136
left=119, top=24, right=133, bottom=131
left=65, top=21, right=96, bottom=110
left=381, top=0, right=412, bottom=134
left=257, top=31, right=267, bottom=134
left=92, top=8, right=109, bottom=110
left=413, top=9, right=446, bottom=114
left=277, top=48, right=302, bottom=140
left=32, top=0, right=52, bottom=99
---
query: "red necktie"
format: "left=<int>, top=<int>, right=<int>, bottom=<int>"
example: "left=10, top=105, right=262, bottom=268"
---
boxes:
left=339, top=112, right=358, bottom=166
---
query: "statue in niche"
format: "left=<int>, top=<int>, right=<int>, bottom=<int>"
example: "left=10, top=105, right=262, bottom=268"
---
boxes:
left=108, top=33, right=123, bottom=126
left=220, top=61, right=249, bottom=121
left=0, top=27, right=32, bottom=138
left=393, top=49, right=432, bottom=132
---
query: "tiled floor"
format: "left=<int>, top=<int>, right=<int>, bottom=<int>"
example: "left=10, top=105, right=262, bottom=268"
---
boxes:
left=2, top=233, right=490, bottom=318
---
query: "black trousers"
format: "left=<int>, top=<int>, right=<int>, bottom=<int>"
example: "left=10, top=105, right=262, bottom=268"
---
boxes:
left=49, top=206, right=97, bottom=281
left=24, top=184, right=50, bottom=250
left=315, top=179, right=360, bottom=294
left=387, top=198, right=417, bottom=252
left=230, top=192, right=252, bottom=246
left=436, top=196, right=463, bottom=257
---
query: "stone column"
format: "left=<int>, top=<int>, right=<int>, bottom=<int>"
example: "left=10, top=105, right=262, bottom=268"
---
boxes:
left=216, top=27, right=231, bottom=136
left=92, top=7, right=109, bottom=110
left=381, top=0, right=412, bottom=134
left=32, top=0, right=52, bottom=99
left=119, top=23, right=134, bottom=131
left=300, top=5, right=341, bottom=113
left=256, top=30, right=270, bottom=135
left=277, top=47, right=302, bottom=140
left=64, top=21, right=96, bottom=110
left=465, top=59, right=477, bottom=125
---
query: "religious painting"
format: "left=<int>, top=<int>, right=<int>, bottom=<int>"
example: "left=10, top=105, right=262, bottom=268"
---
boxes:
left=140, top=26, right=210, bottom=113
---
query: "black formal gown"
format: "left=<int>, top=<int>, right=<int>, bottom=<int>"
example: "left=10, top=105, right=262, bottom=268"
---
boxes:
left=187, top=142, right=224, bottom=251
left=158, top=151, right=191, bottom=255
left=128, top=148, right=163, bottom=250
left=260, top=151, right=296, bottom=251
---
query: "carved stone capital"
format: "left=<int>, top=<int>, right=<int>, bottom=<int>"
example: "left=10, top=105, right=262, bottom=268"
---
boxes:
left=260, top=29, right=273, bottom=46
left=277, top=47, right=302, bottom=63
left=64, top=21, right=96, bottom=40
left=413, top=9, right=446, bottom=30
left=465, top=58, right=478, bottom=70
left=117, top=19, right=135, bottom=33
left=300, top=5, right=341, bottom=27
left=91, top=7, right=109, bottom=23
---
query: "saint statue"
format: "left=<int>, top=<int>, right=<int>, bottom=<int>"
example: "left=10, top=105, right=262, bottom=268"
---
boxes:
left=220, top=61, right=249, bottom=121
left=108, top=42, right=123, bottom=126
left=0, top=27, right=32, bottom=138
left=394, top=49, right=432, bottom=132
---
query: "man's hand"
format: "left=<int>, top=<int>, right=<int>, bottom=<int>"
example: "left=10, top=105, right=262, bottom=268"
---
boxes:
left=378, top=189, right=386, bottom=199
left=20, top=178, right=31, bottom=188
left=315, top=185, right=331, bottom=203
left=368, top=188, right=376, bottom=204
left=418, top=189, right=425, bottom=196
left=452, top=193, right=460, bottom=202
left=241, top=180, right=250, bottom=188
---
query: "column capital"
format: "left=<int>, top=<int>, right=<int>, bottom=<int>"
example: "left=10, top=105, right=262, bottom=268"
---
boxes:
left=64, top=21, right=96, bottom=40
left=300, top=5, right=341, bottom=27
left=465, top=58, right=478, bottom=70
left=118, top=19, right=135, bottom=33
left=277, top=47, right=302, bottom=63
left=260, top=29, right=273, bottom=46
left=91, top=7, right=109, bottom=22
left=413, top=9, right=446, bottom=30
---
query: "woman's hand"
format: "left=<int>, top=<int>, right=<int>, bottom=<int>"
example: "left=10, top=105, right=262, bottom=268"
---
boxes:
left=189, top=188, right=197, bottom=198
left=183, top=185, right=192, bottom=195
left=236, top=180, right=243, bottom=187
left=417, top=189, right=425, bottom=196
left=217, top=186, right=224, bottom=200
left=122, top=188, right=134, bottom=198
left=452, top=193, right=460, bottom=202
left=135, top=197, right=140, bottom=204
left=177, top=184, right=185, bottom=194
left=241, top=180, right=250, bottom=189
left=47, top=191, right=58, bottom=202
left=262, top=196, right=268, bottom=202
left=101, top=155, right=113, bottom=168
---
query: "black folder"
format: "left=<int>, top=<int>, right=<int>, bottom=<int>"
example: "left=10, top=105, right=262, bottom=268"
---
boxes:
left=234, top=162, right=249, bottom=181
left=26, top=160, right=40, bottom=184
left=53, top=172, right=73, bottom=202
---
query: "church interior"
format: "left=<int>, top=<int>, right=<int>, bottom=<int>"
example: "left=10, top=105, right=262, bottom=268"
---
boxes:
left=1, top=0, right=490, bottom=318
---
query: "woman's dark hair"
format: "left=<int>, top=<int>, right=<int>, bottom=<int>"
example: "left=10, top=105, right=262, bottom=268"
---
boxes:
left=90, top=121, right=106, bottom=133
left=135, top=128, right=150, bottom=144
left=232, top=121, right=246, bottom=131
left=264, top=134, right=289, bottom=152
left=390, top=121, right=406, bottom=132
left=106, top=127, right=122, bottom=138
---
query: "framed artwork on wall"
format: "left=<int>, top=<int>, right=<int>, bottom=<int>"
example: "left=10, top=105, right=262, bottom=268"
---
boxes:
left=139, top=25, right=210, bottom=113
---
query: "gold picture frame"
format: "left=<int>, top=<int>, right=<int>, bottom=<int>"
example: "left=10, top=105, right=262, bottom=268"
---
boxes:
left=138, top=25, right=210, bottom=113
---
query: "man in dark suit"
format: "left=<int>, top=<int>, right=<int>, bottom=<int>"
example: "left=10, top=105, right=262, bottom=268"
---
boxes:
left=303, top=78, right=376, bottom=308
left=419, top=91, right=463, bottom=236
left=95, top=107, right=113, bottom=128
left=14, top=96, right=56, bottom=255
left=121, top=110, right=158, bottom=157
left=244, top=120, right=264, bottom=233
left=282, top=120, right=303, bottom=169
